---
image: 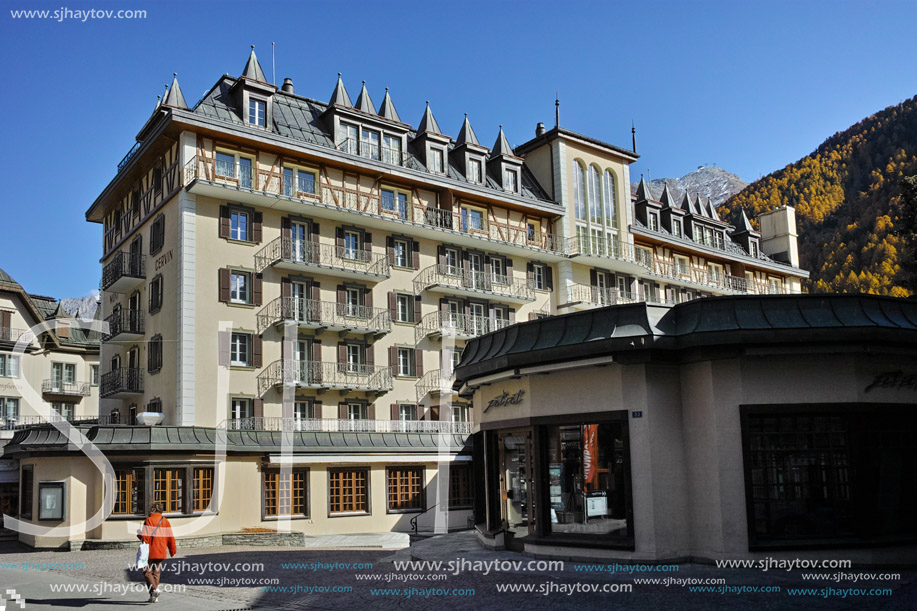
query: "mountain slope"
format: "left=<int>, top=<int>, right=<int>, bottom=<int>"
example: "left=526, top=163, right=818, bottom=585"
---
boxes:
left=60, top=296, right=99, bottom=320
left=631, top=166, right=747, bottom=207
left=719, top=95, right=917, bottom=297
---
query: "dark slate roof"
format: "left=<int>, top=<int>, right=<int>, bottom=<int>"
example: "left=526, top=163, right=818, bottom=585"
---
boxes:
left=378, top=88, right=401, bottom=122
left=30, top=295, right=57, bottom=319
left=455, top=114, right=481, bottom=147
left=634, top=176, right=654, bottom=202
left=241, top=46, right=268, bottom=83
left=736, top=210, right=757, bottom=234
left=416, top=102, right=442, bottom=135
left=658, top=183, right=675, bottom=207
left=329, top=74, right=353, bottom=107
left=0, top=267, right=18, bottom=286
left=4, top=425, right=469, bottom=457
left=354, top=82, right=376, bottom=114
left=491, top=126, right=513, bottom=157
left=162, top=73, right=188, bottom=109
left=454, top=295, right=917, bottom=384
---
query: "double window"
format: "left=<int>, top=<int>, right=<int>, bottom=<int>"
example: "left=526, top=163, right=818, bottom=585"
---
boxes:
left=395, top=294, right=414, bottom=323
left=343, top=230, right=361, bottom=260
left=329, top=468, right=369, bottom=514
left=504, top=169, right=518, bottom=193
left=393, top=239, right=409, bottom=268
left=230, top=271, right=251, bottom=304
left=381, top=189, right=409, bottom=220
left=215, top=151, right=253, bottom=189
left=431, top=148, right=445, bottom=174
left=382, top=135, right=402, bottom=165
left=461, top=206, right=486, bottom=233
left=150, top=214, right=165, bottom=255
left=282, top=166, right=317, bottom=197
left=149, top=275, right=163, bottom=313
left=230, top=210, right=249, bottom=241
left=397, top=403, right=418, bottom=421
left=361, top=128, right=380, bottom=160
left=230, top=397, right=252, bottom=421
left=532, top=264, right=546, bottom=290
left=148, top=335, right=163, bottom=373
left=672, top=218, right=683, bottom=238
left=467, top=158, right=483, bottom=184
left=113, top=467, right=145, bottom=515
left=397, top=348, right=416, bottom=377
left=153, top=468, right=184, bottom=513
left=449, top=465, right=473, bottom=508
left=0, top=354, right=20, bottom=378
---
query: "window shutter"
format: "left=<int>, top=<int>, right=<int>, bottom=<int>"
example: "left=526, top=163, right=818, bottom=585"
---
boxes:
left=365, top=344, right=374, bottom=368
left=311, top=223, right=320, bottom=241
left=367, top=403, right=375, bottom=420
left=429, top=406, right=440, bottom=422
left=0, top=311, right=10, bottom=330
left=437, top=245, right=445, bottom=267
left=253, top=398, right=264, bottom=419
left=218, top=330, right=230, bottom=367
left=388, top=292, right=397, bottom=321
left=336, top=285, right=345, bottom=305
left=590, top=269, right=598, bottom=287
left=509, top=309, right=515, bottom=324
left=219, top=206, right=230, bottom=238
left=386, top=236, right=395, bottom=266
left=389, top=346, right=397, bottom=373
left=414, top=295, right=423, bottom=324
left=364, top=288, right=372, bottom=309
left=312, top=340, right=322, bottom=384
left=390, top=403, right=399, bottom=420
left=414, top=349, right=423, bottom=377
left=281, top=277, right=292, bottom=299
left=337, top=342, right=346, bottom=370
left=281, top=216, right=291, bottom=239
left=364, top=232, right=372, bottom=248
left=526, top=262, right=534, bottom=282
left=253, top=275, right=263, bottom=306
left=440, top=298, right=449, bottom=313
left=411, top=240, right=420, bottom=269
left=253, top=212, right=263, bottom=244
left=252, top=335, right=263, bottom=368
left=313, top=400, right=322, bottom=417
left=338, top=403, right=347, bottom=419
left=546, top=266, right=554, bottom=291
left=311, top=282, right=321, bottom=303
left=335, top=227, right=344, bottom=249
left=505, top=257, right=513, bottom=277
left=218, top=268, right=231, bottom=303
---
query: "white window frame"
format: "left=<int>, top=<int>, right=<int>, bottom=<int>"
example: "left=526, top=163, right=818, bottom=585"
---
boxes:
left=282, top=164, right=317, bottom=197
left=532, top=264, right=545, bottom=290
left=504, top=168, right=518, bottom=193
left=346, top=344, right=362, bottom=373
left=248, top=97, right=267, bottom=127
left=398, top=404, right=417, bottom=421
left=230, top=270, right=251, bottom=304
left=230, top=397, right=252, bottom=421
left=230, top=210, right=249, bottom=242
left=347, top=403, right=367, bottom=420
left=467, top=158, right=483, bottom=184
left=672, top=218, right=683, bottom=238
left=393, top=239, right=409, bottom=268
left=214, top=150, right=254, bottom=190
left=90, top=364, right=100, bottom=386
left=230, top=333, right=251, bottom=367
left=0, top=354, right=20, bottom=378
left=461, top=205, right=486, bottom=233
left=395, top=294, right=412, bottom=323
left=360, top=127, right=380, bottom=160
left=430, top=147, right=445, bottom=174
left=397, top=347, right=414, bottom=377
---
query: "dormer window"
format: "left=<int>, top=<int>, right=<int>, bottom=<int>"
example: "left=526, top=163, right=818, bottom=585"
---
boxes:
left=504, top=169, right=518, bottom=193
left=468, top=158, right=483, bottom=184
left=672, top=218, right=683, bottom=238
left=340, top=123, right=358, bottom=155
left=248, top=98, right=266, bottom=127
left=750, top=240, right=759, bottom=258
left=431, top=148, right=445, bottom=174
left=361, top=128, right=380, bottom=160
left=648, top=212, right=659, bottom=231
left=382, top=134, right=402, bottom=165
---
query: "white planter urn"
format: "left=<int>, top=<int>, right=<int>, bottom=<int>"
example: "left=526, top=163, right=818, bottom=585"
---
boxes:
left=136, top=412, right=164, bottom=426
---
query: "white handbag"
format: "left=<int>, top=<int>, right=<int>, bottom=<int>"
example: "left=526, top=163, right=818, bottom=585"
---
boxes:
left=136, top=516, right=164, bottom=569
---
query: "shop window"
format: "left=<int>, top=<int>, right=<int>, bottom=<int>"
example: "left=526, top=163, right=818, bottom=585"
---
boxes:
left=114, top=468, right=145, bottom=515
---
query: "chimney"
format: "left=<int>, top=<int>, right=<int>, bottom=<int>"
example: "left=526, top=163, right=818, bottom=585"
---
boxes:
left=758, top=206, right=799, bottom=267
left=281, top=77, right=294, bottom=94
left=535, top=122, right=546, bottom=137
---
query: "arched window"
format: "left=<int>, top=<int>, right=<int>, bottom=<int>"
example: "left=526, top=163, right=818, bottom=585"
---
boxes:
left=588, top=165, right=602, bottom=223
left=604, top=170, right=617, bottom=228
left=573, top=161, right=586, bottom=220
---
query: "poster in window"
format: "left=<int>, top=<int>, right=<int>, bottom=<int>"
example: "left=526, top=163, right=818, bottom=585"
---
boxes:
left=583, top=424, right=598, bottom=486
left=38, top=482, right=65, bottom=521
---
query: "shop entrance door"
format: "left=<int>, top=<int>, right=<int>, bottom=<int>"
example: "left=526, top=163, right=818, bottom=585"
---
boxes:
left=499, top=429, right=535, bottom=541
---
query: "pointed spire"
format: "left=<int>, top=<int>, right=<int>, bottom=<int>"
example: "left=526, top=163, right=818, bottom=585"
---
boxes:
left=694, top=195, right=708, bottom=217
left=155, top=94, right=161, bottom=110
left=635, top=176, right=654, bottom=202
left=708, top=198, right=722, bottom=221
left=679, top=191, right=693, bottom=213
left=491, top=125, right=513, bottom=156
left=737, top=210, right=755, bottom=233
left=658, top=182, right=674, bottom=207
left=378, top=88, right=401, bottom=122
left=354, top=81, right=376, bottom=114
left=242, top=45, right=267, bottom=82
left=329, top=73, right=352, bottom=108
left=417, top=101, right=442, bottom=135
left=162, top=73, right=188, bottom=109
left=631, top=121, right=637, bottom=154
left=456, top=114, right=480, bottom=147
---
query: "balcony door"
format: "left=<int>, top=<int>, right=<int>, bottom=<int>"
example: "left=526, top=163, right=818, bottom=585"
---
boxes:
left=468, top=253, right=484, bottom=289
left=127, top=347, right=138, bottom=371
left=344, top=287, right=363, bottom=318
left=469, top=302, right=487, bottom=335
left=292, top=339, right=312, bottom=384
left=51, top=363, right=76, bottom=392
left=291, top=281, right=308, bottom=322
left=291, top=222, right=309, bottom=263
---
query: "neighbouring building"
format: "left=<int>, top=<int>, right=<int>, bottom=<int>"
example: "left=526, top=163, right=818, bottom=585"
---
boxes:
left=7, top=48, right=809, bottom=548
left=454, top=294, right=917, bottom=564
left=0, top=268, right=100, bottom=536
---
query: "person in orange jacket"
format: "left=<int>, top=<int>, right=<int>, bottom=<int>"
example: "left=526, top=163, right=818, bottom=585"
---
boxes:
left=137, top=502, right=177, bottom=603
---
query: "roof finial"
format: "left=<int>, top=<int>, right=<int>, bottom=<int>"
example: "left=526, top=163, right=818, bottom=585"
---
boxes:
left=251, top=45, right=255, bottom=50
left=632, top=121, right=637, bottom=154
left=555, top=93, right=560, bottom=128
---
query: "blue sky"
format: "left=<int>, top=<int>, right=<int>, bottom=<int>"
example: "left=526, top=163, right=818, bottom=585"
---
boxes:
left=1, top=0, right=916, bottom=300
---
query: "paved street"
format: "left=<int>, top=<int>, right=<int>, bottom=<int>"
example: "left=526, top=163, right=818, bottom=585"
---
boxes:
left=1, top=534, right=915, bottom=610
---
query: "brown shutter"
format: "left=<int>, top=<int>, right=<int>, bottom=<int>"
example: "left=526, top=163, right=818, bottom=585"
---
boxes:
left=437, top=245, right=445, bottom=267
left=311, top=282, right=321, bottom=304
left=505, top=257, right=513, bottom=277
left=219, top=206, right=230, bottom=238
left=546, top=266, right=554, bottom=291
left=365, top=344, right=374, bottom=368
left=414, top=349, right=423, bottom=377
left=338, top=403, right=347, bottom=419
left=312, top=339, right=322, bottom=383
left=1, top=310, right=10, bottom=331
left=337, top=285, right=345, bottom=305
left=218, top=330, right=230, bottom=367
left=281, top=277, right=292, bottom=298
left=414, top=295, right=423, bottom=324
left=364, top=232, right=372, bottom=248
left=253, top=274, right=263, bottom=306
left=388, top=292, right=397, bottom=321
left=367, top=403, right=375, bottom=420
left=364, top=288, right=372, bottom=309
left=336, top=227, right=344, bottom=249
left=429, top=406, right=440, bottom=421
left=253, top=212, right=263, bottom=244
left=440, top=298, right=449, bottom=314
left=390, top=404, right=399, bottom=420
left=253, top=398, right=264, bottom=419
left=411, top=240, right=420, bottom=269
left=389, top=346, right=397, bottom=373
left=281, top=217, right=292, bottom=259
left=590, top=269, right=598, bottom=287
left=386, top=236, right=395, bottom=266
left=311, top=223, right=320, bottom=241
left=281, top=217, right=291, bottom=239
left=526, top=262, right=534, bottom=282
left=252, top=335, right=263, bottom=368
left=313, top=400, right=322, bottom=417
left=218, top=268, right=231, bottom=303
left=337, top=342, right=346, bottom=370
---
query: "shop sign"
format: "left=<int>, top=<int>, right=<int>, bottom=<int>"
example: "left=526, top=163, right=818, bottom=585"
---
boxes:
left=483, top=389, right=525, bottom=414
left=864, top=371, right=917, bottom=393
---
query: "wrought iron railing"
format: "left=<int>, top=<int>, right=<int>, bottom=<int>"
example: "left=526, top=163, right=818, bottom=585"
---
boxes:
left=103, top=309, right=144, bottom=340
left=567, top=284, right=641, bottom=307
left=101, top=251, right=145, bottom=291
left=257, top=359, right=393, bottom=396
left=41, top=380, right=91, bottom=397
left=117, top=141, right=142, bottom=172
left=100, top=368, right=143, bottom=397
left=413, top=264, right=535, bottom=301
left=335, top=138, right=411, bottom=167
left=183, top=156, right=562, bottom=254
left=254, top=236, right=390, bottom=277
left=415, top=369, right=460, bottom=402
left=415, top=311, right=511, bottom=343
left=564, top=235, right=637, bottom=262
left=256, top=297, right=391, bottom=335
left=224, top=416, right=471, bottom=435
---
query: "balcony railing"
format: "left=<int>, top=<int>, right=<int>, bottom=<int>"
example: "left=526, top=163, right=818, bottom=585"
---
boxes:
left=0, top=414, right=124, bottom=430
left=646, top=259, right=751, bottom=293
left=415, top=311, right=512, bottom=343
left=564, top=235, right=637, bottom=263
left=415, top=369, right=460, bottom=402
left=100, top=367, right=143, bottom=398
left=103, top=309, right=144, bottom=340
left=101, top=251, right=145, bottom=292
left=0, top=327, right=31, bottom=343
left=256, top=297, right=391, bottom=336
left=413, top=264, right=535, bottom=302
left=567, top=284, right=641, bottom=308
left=257, top=359, right=393, bottom=396
left=224, top=416, right=471, bottom=435
left=335, top=138, right=412, bottom=167
left=254, top=237, right=390, bottom=278
left=184, top=156, right=563, bottom=255
left=41, top=380, right=91, bottom=397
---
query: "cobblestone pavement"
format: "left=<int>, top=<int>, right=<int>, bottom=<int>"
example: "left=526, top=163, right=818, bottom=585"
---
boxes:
left=1, top=538, right=915, bottom=610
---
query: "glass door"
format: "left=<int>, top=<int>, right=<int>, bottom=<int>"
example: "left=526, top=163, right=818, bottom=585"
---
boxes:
left=293, top=340, right=310, bottom=384
left=468, top=253, right=484, bottom=289
left=291, top=282, right=307, bottom=322
left=291, top=222, right=308, bottom=263
left=470, top=303, right=486, bottom=336
left=499, top=429, right=536, bottom=539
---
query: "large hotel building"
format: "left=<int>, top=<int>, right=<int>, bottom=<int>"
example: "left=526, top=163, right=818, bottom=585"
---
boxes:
left=6, top=49, right=815, bottom=549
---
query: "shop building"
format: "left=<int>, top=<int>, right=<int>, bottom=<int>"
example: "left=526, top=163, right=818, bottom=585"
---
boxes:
left=454, top=294, right=917, bottom=564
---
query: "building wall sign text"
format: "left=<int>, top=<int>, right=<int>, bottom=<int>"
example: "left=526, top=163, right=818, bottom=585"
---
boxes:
left=864, top=370, right=917, bottom=393
left=484, top=390, right=526, bottom=413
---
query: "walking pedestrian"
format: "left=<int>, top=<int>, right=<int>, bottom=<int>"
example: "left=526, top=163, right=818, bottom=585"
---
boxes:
left=137, top=502, right=176, bottom=603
